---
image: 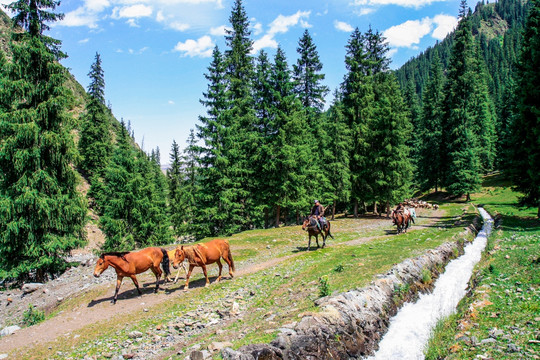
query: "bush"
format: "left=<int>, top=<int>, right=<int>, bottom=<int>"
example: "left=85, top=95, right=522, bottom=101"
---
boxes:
left=334, top=264, right=344, bottom=273
left=421, top=268, right=432, bottom=284
left=318, top=276, right=330, bottom=297
left=22, top=304, right=45, bottom=326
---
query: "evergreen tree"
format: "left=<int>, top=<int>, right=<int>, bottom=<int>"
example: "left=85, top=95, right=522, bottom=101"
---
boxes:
left=403, top=78, right=421, bottom=184
left=167, top=139, right=183, bottom=236
left=418, top=52, right=445, bottom=192
left=508, top=0, right=540, bottom=216
left=0, top=0, right=87, bottom=281
left=442, top=9, right=482, bottom=200
left=342, top=28, right=376, bottom=216
left=293, top=29, right=329, bottom=114
left=267, top=46, right=311, bottom=226
left=79, top=52, right=112, bottom=176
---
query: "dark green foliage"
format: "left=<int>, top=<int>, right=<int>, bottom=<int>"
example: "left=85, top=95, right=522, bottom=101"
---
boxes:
left=0, top=1, right=87, bottom=281
left=418, top=53, right=445, bottom=192
left=79, top=52, right=112, bottom=177
left=22, top=304, right=45, bottom=326
left=167, top=139, right=183, bottom=236
left=442, top=13, right=483, bottom=199
left=508, top=0, right=540, bottom=216
left=293, top=29, right=329, bottom=113
left=93, top=122, right=171, bottom=251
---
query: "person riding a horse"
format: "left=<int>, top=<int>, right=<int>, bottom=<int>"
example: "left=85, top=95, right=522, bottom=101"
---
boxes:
left=310, top=199, right=325, bottom=230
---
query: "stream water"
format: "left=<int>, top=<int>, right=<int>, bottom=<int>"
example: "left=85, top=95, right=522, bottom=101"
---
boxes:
left=367, top=207, right=493, bottom=360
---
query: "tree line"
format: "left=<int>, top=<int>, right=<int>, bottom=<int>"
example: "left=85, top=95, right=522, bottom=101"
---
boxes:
left=0, top=0, right=538, bottom=282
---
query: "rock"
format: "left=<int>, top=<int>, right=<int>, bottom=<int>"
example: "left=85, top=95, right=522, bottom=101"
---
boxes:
left=231, top=302, right=240, bottom=315
left=480, top=338, right=497, bottom=345
left=0, top=325, right=21, bottom=337
left=128, top=331, right=143, bottom=339
left=189, top=350, right=205, bottom=360
left=122, top=354, right=135, bottom=359
left=0, top=354, right=7, bottom=360
left=489, top=328, right=504, bottom=338
left=507, top=344, right=519, bottom=353
left=471, top=336, right=479, bottom=345
left=209, top=342, right=233, bottom=352
left=21, top=283, right=44, bottom=294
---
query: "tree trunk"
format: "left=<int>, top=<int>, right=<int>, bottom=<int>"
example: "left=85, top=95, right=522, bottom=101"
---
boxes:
left=275, top=205, right=280, bottom=228
left=386, top=200, right=390, bottom=218
left=332, top=199, right=336, bottom=220
left=466, top=193, right=471, bottom=202
left=537, top=202, right=540, bottom=219
left=363, top=202, right=367, bottom=214
left=354, top=199, right=358, bottom=218
left=373, top=202, right=378, bottom=216
left=264, top=208, right=269, bottom=229
left=296, top=209, right=300, bottom=225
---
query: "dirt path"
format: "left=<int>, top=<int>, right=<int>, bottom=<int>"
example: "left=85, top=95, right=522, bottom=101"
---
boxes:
left=0, top=209, right=445, bottom=354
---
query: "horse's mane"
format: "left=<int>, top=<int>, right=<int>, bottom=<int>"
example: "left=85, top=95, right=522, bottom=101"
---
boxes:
left=181, top=245, right=206, bottom=264
left=100, top=251, right=130, bottom=261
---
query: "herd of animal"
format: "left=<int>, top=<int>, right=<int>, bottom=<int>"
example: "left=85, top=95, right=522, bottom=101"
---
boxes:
left=94, top=203, right=440, bottom=303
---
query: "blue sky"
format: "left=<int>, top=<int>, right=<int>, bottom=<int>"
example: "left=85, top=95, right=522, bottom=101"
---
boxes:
left=1, top=0, right=478, bottom=164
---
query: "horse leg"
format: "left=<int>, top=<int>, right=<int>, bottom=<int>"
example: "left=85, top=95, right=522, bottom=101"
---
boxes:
left=113, top=276, right=123, bottom=304
left=129, top=275, right=142, bottom=296
left=174, top=263, right=186, bottom=284
left=184, top=264, right=195, bottom=290
left=202, top=265, right=210, bottom=287
left=151, top=266, right=162, bottom=293
left=308, top=235, right=311, bottom=251
left=315, top=234, right=320, bottom=248
left=223, top=250, right=234, bottom=278
left=215, top=259, right=223, bottom=283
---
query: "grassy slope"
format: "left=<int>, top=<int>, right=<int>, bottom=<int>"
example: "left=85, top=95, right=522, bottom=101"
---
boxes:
left=425, top=173, right=540, bottom=359
left=11, top=200, right=479, bottom=359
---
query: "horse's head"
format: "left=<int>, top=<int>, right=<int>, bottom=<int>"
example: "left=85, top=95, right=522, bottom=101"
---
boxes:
left=173, top=246, right=186, bottom=269
left=301, top=217, right=310, bottom=231
left=93, top=256, right=109, bottom=277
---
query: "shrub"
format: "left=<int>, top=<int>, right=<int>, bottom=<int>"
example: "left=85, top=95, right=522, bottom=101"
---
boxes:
left=318, top=276, right=330, bottom=297
left=22, top=305, right=45, bottom=326
left=334, top=264, right=344, bottom=273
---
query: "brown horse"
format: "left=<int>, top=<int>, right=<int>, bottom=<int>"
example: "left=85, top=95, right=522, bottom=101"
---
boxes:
left=172, top=239, right=235, bottom=290
left=302, top=216, right=334, bottom=250
left=392, top=212, right=412, bottom=234
left=166, top=247, right=187, bottom=283
left=93, top=247, right=170, bottom=304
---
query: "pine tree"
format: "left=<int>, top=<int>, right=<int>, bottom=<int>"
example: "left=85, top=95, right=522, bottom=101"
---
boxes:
left=79, top=52, right=112, bottom=176
left=0, top=0, right=87, bottom=281
left=442, top=10, right=482, bottom=200
left=293, top=29, right=329, bottom=114
left=508, top=0, right=540, bottom=216
left=167, top=139, right=183, bottom=236
left=342, top=28, right=376, bottom=216
left=403, top=78, right=421, bottom=185
left=267, top=46, right=311, bottom=226
left=418, top=52, right=445, bottom=192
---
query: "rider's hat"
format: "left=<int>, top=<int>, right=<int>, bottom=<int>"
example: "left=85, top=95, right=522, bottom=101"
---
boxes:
left=314, top=199, right=319, bottom=203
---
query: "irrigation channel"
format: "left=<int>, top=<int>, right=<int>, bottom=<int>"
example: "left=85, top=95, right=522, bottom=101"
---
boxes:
left=368, top=207, right=493, bottom=360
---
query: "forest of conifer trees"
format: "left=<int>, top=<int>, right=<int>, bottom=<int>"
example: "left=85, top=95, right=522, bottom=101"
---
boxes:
left=0, top=0, right=539, bottom=282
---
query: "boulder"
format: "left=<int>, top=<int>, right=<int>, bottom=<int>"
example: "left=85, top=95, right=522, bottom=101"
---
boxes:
left=0, top=325, right=21, bottom=337
left=21, top=283, right=44, bottom=294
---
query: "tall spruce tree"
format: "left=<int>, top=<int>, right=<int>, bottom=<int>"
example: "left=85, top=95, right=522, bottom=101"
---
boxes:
left=418, top=52, right=445, bottom=192
left=79, top=52, right=112, bottom=176
left=342, top=28, right=376, bottom=216
left=167, top=139, right=183, bottom=236
left=0, top=0, right=87, bottom=281
left=293, top=29, right=329, bottom=113
left=508, top=0, right=540, bottom=216
left=442, top=4, right=482, bottom=200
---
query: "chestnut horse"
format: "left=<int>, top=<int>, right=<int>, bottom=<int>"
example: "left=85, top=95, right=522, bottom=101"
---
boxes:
left=93, top=247, right=170, bottom=304
left=166, top=248, right=187, bottom=283
left=302, top=216, right=334, bottom=250
left=172, top=239, right=235, bottom=290
left=392, top=212, right=412, bottom=234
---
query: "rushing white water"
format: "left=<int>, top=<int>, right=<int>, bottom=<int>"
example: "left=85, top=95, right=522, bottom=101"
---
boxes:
left=368, top=207, right=493, bottom=360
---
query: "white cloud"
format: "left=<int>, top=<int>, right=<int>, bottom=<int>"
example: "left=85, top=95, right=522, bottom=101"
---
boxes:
left=252, top=34, right=278, bottom=54
left=84, top=0, right=110, bottom=12
left=156, top=10, right=166, bottom=22
left=432, top=14, right=458, bottom=40
left=79, top=38, right=90, bottom=44
left=61, top=7, right=100, bottom=28
left=169, top=22, right=190, bottom=31
left=168, top=100, right=175, bottom=105
left=334, top=20, right=354, bottom=32
left=387, top=47, right=398, bottom=58
left=268, top=10, right=311, bottom=35
left=251, top=10, right=311, bottom=54
left=383, top=17, right=433, bottom=48
left=252, top=22, right=263, bottom=36
left=113, top=4, right=153, bottom=18
left=126, top=18, right=139, bottom=27
left=356, top=7, right=375, bottom=16
left=173, top=35, right=214, bottom=57
left=210, top=25, right=228, bottom=36
left=351, top=0, right=447, bottom=9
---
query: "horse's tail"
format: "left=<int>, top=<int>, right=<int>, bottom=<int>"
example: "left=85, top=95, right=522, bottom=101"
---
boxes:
left=327, top=222, right=335, bottom=239
left=225, top=241, right=235, bottom=272
left=160, top=248, right=170, bottom=277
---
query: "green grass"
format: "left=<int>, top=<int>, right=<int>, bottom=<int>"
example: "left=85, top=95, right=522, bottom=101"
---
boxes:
left=11, top=199, right=478, bottom=359
left=425, top=173, right=540, bottom=360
